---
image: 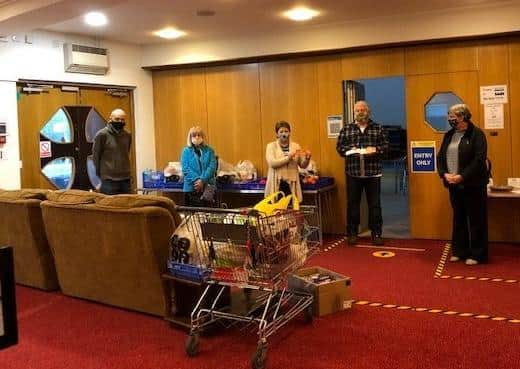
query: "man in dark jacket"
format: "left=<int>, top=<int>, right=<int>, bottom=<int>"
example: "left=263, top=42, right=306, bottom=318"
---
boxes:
left=92, top=108, right=132, bottom=195
left=437, top=103, right=489, bottom=265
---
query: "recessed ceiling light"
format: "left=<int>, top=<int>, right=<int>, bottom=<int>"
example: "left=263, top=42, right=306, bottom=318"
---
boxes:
left=284, top=7, right=319, bottom=21
left=84, top=12, right=107, bottom=27
left=154, top=28, right=186, bottom=39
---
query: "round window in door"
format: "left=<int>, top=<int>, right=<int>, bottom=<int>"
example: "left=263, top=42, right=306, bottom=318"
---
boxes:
left=40, top=108, right=74, bottom=189
left=424, top=92, right=464, bottom=132
left=40, top=106, right=107, bottom=190
left=41, top=157, right=76, bottom=189
left=85, top=108, right=106, bottom=190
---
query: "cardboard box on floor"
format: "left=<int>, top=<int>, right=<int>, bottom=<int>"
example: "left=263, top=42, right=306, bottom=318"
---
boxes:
left=288, top=266, right=352, bottom=317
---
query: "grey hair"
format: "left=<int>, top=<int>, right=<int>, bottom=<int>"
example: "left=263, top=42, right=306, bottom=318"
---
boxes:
left=448, top=103, right=472, bottom=121
left=354, top=100, right=371, bottom=112
left=186, top=126, right=205, bottom=146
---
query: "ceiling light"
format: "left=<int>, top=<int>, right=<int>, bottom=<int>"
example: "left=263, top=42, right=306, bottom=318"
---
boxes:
left=154, top=28, right=186, bottom=39
left=84, top=12, right=107, bottom=27
left=284, top=7, right=319, bottom=21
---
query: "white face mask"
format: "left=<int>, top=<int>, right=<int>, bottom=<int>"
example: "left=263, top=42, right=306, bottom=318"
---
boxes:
left=278, top=132, right=290, bottom=141
left=191, top=137, right=203, bottom=146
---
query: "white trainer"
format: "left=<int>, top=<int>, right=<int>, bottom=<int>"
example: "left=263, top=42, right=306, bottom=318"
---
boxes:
left=449, top=256, right=460, bottom=262
left=465, top=258, right=478, bottom=265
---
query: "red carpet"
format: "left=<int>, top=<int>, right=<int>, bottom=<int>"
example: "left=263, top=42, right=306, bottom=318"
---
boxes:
left=2, top=238, right=519, bottom=369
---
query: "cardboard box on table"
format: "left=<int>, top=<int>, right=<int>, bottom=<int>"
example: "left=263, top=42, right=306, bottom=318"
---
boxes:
left=288, top=266, right=353, bottom=317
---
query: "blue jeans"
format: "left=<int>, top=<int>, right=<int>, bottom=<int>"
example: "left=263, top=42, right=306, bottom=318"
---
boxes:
left=100, top=179, right=131, bottom=195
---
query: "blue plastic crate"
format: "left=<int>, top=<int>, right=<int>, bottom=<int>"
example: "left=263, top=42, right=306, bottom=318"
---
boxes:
left=142, top=171, right=165, bottom=188
left=167, top=261, right=210, bottom=282
left=163, top=181, right=183, bottom=189
left=302, top=176, right=335, bottom=190
left=244, top=180, right=266, bottom=190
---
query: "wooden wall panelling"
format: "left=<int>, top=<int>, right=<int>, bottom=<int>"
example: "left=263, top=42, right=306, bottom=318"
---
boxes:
left=17, top=87, right=78, bottom=189
left=152, top=69, right=208, bottom=170
left=405, top=41, right=479, bottom=76
left=487, top=37, right=520, bottom=242
left=341, top=48, right=404, bottom=79
left=205, top=64, right=263, bottom=174
left=477, top=41, right=512, bottom=186
left=509, top=38, right=520, bottom=178
left=406, top=71, right=479, bottom=239
left=507, top=38, right=520, bottom=242
left=258, top=60, right=321, bottom=176
left=315, top=56, right=346, bottom=234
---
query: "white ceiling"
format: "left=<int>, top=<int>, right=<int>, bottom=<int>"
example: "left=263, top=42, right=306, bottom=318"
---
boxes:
left=0, top=0, right=512, bottom=45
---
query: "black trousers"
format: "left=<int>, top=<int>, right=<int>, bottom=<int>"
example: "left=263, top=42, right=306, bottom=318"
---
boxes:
left=184, top=191, right=214, bottom=207
left=346, top=175, right=382, bottom=236
left=100, top=179, right=131, bottom=195
left=448, top=185, right=488, bottom=262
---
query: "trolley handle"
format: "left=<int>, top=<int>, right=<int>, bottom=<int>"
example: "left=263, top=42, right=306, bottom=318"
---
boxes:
left=176, top=206, right=259, bottom=216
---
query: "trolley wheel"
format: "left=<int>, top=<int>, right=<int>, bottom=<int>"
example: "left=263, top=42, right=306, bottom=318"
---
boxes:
left=304, top=304, right=313, bottom=324
left=185, top=332, right=200, bottom=357
left=251, top=342, right=267, bottom=369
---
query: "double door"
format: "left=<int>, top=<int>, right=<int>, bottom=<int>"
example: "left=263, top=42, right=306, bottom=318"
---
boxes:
left=17, top=84, right=135, bottom=190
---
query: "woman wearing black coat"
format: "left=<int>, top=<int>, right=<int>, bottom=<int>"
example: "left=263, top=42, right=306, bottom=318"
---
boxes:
left=437, top=104, right=489, bottom=265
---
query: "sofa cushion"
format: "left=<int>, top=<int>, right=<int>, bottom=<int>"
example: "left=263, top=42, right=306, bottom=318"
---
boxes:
left=95, top=194, right=181, bottom=225
left=0, top=189, right=49, bottom=201
left=46, top=190, right=105, bottom=204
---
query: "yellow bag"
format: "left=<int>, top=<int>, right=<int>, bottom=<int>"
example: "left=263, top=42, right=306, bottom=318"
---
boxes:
left=253, top=191, right=300, bottom=216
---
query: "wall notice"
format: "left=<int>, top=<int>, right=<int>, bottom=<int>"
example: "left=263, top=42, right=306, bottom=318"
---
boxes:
left=410, top=141, right=436, bottom=173
left=327, top=115, right=343, bottom=138
left=484, top=103, right=504, bottom=129
left=39, top=141, right=52, bottom=158
left=480, top=85, right=508, bottom=104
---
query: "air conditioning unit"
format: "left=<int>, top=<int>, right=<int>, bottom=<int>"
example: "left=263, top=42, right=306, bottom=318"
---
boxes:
left=63, top=43, right=109, bottom=75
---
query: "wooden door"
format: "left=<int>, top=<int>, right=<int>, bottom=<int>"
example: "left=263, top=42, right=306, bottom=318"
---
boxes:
left=17, top=86, right=78, bottom=189
left=79, top=88, right=136, bottom=188
left=17, top=84, right=135, bottom=190
left=406, top=71, right=480, bottom=239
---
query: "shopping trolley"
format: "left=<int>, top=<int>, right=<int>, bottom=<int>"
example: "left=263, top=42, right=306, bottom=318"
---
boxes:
left=177, top=206, right=318, bottom=369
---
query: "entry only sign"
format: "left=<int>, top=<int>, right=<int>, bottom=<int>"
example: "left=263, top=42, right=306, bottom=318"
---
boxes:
left=410, top=141, right=436, bottom=173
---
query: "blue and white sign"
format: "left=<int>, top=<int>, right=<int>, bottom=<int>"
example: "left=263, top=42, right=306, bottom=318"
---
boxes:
left=410, top=141, right=436, bottom=173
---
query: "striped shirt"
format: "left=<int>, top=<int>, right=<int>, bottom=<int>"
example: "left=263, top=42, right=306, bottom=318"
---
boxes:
left=447, top=131, right=464, bottom=174
left=336, top=120, right=388, bottom=177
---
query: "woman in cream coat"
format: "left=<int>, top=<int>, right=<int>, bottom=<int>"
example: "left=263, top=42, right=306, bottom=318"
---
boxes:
left=265, top=121, right=311, bottom=202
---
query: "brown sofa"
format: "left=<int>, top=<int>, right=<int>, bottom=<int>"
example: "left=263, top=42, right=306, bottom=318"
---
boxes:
left=0, top=189, right=59, bottom=290
left=41, top=190, right=181, bottom=316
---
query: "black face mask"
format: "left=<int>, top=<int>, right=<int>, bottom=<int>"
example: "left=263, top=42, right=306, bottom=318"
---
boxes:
left=448, top=119, right=458, bottom=129
left=110, top=121, right=125, bottom=131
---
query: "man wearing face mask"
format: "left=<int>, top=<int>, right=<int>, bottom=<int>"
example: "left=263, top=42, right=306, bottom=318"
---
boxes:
left=437, top=104, right=489, bottom=265
left=336, top=101, right=388, bottom=245
left=92, top=108, right=132, bottom=195
left=265, top=120, right=310, bottom=202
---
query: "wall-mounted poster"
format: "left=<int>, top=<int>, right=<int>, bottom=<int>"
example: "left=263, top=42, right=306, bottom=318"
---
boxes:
left=327, top=115, right=343, bottom=138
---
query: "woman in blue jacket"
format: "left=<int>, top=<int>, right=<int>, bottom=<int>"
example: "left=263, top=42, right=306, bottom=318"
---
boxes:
left=181, top=126, right=217, bottom=206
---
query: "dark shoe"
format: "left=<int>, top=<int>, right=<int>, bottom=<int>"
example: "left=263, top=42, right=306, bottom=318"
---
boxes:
left=372, top=235, right=384, bottom=245
left=347, top=235, right=358, bottom=245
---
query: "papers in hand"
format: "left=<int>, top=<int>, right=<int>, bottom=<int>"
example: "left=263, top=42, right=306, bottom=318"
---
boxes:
left=345, top=148, right=368, bottom=156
